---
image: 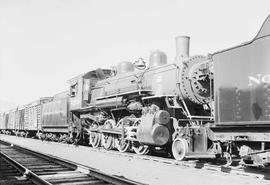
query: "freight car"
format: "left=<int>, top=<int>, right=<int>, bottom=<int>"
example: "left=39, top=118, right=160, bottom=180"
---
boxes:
left=0, top=113, right=7, bottom=132
left=0, top=97, right=53, bottom=137
left=0, top=15, right=269, bottom=167
left=24, top=97, right=53, bottom=134
left=14, top=105, right=26, bottom=135
left=7, top=108, right=17, bottom=131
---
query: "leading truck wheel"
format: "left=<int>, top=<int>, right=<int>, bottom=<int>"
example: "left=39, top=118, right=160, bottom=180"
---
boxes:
left=172, top=138, right=188, bottom=161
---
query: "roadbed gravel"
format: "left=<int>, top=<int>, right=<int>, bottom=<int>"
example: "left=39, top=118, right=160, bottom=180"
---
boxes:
left=0, top=134, right=269, bottom=185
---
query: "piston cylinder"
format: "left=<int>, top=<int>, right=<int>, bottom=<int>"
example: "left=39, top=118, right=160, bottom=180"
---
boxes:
left=150, top=124, right=170, bottom=145
left=154, top=110, right=170, bottom=125
left=137, top=110, right=171, bottom=146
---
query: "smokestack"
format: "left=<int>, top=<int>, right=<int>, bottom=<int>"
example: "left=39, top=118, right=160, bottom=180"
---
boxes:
left=175, top=36, right=190, bottom=61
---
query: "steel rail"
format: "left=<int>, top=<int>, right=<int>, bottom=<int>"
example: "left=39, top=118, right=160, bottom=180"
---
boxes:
left=0, top=151, right=53, bottom=185
left=0, top=140, right=145, bottom=185
left=72, top=142, right=270, bottom=180
left=1, top=136, right=269, bottom=181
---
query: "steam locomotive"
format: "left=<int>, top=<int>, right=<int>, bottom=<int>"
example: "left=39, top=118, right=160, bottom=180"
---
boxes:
left=1, top=15, right=270, bottom=167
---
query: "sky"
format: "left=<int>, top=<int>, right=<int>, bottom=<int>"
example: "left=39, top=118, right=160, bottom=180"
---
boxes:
left=0, top=0, right=269, bottom=108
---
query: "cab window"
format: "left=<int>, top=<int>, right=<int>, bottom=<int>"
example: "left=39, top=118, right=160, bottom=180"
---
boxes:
left=70, top=83, right=78, bottom=97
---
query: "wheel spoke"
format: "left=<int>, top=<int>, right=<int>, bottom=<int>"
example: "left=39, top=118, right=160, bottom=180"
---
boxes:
left=102, top=134, right=114, bottom=150
left=115, top=137, right=130, bottom=152
left=90, top=132, right=101, bottom=148
left=101, top=119, right=115, bottom=150
left=115, top=118, right=131, bottom=152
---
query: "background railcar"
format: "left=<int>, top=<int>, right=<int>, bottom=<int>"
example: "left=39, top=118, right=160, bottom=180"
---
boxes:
left=0, top=113, right=10, bottom=134
left=0, top=113, right=6, bottom=130
left=24, top=97, right=53, bottom=136
left=14, top=105, right=27, bottom=136
left=7, top=108, right=17, bottom=131
left=15, top=105, right=26, bottom=130
left=4, top=114, right=9, bottom=131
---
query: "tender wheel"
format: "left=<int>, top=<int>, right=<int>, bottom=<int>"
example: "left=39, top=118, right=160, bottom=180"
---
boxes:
left=132, top=141, right=149, bottom=155
left=101, top=119, right=115, bottom=150
left=172, top=138, right=188, bottom=161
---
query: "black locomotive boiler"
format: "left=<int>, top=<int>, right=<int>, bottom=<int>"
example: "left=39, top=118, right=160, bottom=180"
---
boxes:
left=66, top=35, right=214, bottom=158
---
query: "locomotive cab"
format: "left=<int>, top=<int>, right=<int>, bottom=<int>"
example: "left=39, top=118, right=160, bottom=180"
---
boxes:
left=68, top=69, right=111, bottom=111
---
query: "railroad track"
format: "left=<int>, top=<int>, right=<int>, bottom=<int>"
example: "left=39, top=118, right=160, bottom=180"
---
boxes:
left=1, top=135, right=270, bottom=181
left=0, top=140, right=144, bottom=185
left=0, top=156, right=35, bottom=185
left=47, top=140, right=270, bottom=181
left=87, top=145, right=270, bottom=180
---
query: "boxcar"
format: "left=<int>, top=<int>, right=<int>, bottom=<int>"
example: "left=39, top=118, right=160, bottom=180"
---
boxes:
left=7, top=108, right=17, bottom=130
left=15, top=105, right=26, bottom=131
left=24, top=97, right=52, bottom=133
left=0, top=113, right=6, bottom=130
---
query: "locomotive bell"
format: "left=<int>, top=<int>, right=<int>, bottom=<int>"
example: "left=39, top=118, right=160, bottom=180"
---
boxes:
left=134, top=58, right=146, bottom=70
